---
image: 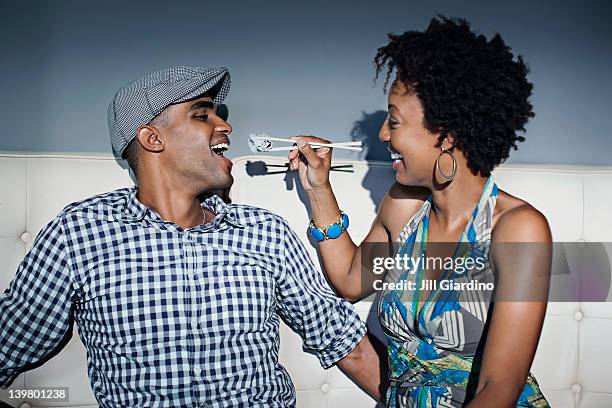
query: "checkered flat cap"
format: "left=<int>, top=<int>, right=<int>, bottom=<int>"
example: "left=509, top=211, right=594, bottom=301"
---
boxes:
left=107, top=66, right=231, bottom=156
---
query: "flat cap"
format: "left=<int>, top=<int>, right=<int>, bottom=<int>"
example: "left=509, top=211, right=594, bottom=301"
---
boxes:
left=107, top=66, right=231, bottom=157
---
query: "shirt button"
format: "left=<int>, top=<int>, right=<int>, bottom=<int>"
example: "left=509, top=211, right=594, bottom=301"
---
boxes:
left=571, top=383, right=582, bottom=394
left=574, top=311, right=583, bottom=321
left=194, top=367, right=202, bottom=376
left=320, top=382, right=331, bottom=393
left=20, top=232, right=32, bottom=244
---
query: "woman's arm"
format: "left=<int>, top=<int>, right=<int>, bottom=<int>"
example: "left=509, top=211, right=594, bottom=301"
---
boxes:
left=305, top=182, right=392, bottom=301
left=337, top=333, right=389, bottom=403
left=288, top=136, right=392, bottom=301
left=288, top=136, right=425, bottom=301
left=465, top=205, right=552, bottom=407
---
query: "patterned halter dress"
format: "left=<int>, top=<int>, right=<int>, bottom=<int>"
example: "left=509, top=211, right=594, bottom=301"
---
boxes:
left=377, top=176, right=550, bottom=407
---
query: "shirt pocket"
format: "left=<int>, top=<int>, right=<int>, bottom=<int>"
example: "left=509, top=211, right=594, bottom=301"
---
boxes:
left=74, top=257, right=188, bottom=343
left=200, top=267, right=276, bottom=333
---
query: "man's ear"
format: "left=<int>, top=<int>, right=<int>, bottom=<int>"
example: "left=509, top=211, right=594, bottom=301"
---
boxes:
left=136, top=125, right=165, bottom=153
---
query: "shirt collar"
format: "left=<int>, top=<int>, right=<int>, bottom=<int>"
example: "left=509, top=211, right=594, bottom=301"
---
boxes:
left=122, top=186, right=153, bottom=222
left=121, top=186, right=245, bottom=228
left=201, top=194, right=245, bottom=228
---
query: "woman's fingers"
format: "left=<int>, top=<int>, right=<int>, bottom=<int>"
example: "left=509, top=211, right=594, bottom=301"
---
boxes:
left=287, top=148, right=299, bottom=160
left=287, top=135, right=332, bottom=171
left=295, top=139, right=322, bottom=168
left=288, top=147, right=300, bottom=171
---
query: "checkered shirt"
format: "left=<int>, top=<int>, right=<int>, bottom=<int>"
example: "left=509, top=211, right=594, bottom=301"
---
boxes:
left=0, top=187, right=366, bottom=407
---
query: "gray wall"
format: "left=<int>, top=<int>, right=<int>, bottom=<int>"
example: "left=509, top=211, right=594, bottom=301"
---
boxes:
left=1, top=0, right=611, bottom=165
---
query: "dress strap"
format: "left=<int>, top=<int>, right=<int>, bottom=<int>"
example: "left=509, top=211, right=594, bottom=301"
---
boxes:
left=396, top=199, right=431, bottom=243
left=465, top=175, right=499, bottom=243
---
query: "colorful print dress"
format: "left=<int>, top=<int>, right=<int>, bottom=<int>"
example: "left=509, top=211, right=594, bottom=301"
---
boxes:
left=377, top=176, right=550, bottom=407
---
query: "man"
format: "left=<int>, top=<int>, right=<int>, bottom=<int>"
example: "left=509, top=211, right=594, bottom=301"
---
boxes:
left=0, top=66, right=383, bottom=407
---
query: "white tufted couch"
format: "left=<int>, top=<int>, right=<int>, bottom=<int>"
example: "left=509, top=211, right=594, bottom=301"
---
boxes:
left=1, top=153, right=611, bottom=408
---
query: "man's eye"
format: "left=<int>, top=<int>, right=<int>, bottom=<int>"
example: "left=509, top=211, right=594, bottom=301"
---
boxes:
left=196, top=114, right=209, bottom=121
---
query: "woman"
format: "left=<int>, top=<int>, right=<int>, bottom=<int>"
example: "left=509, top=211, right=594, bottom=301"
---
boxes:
left=288, top=17, right=552, bottom=407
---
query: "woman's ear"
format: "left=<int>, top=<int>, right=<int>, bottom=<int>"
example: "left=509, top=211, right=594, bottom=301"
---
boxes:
left=441, top=133, right=457, bottom=150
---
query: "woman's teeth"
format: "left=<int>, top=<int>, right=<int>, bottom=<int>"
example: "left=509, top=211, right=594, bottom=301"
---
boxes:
left=391, top=152, right=403, bottom=162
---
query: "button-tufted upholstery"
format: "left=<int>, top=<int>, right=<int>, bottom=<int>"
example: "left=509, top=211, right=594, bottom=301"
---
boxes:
left=1, top=153, right=611, bottom=408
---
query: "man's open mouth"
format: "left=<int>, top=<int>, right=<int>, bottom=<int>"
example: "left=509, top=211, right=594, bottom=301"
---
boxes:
left=211, top=142, right=230, bottom=156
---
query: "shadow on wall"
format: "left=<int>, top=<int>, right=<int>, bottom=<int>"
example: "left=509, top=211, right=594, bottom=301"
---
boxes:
left=351, top=110, right=392, bottom=212
left=351, top=110, right=390, bottom=162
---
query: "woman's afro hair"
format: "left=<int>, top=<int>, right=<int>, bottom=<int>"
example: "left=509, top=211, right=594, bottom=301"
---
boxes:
left=375, top=16, right=534, bottom=176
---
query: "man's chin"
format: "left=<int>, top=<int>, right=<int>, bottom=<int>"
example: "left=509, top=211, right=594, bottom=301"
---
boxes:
left=220, top=172, right=234, bottom=189
left=200, top=174, right=234, bottom=198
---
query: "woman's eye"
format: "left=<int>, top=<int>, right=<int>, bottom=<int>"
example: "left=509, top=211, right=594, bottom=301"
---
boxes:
left=387, top=114, right=400, bottom=128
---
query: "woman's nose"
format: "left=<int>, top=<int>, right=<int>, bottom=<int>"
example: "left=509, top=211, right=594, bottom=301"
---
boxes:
left=378, top=118, right=390, bottom=142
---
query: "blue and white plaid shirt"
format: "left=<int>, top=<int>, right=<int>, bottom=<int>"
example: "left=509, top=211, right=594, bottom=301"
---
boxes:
left=0, top=187, right=366, bottom=407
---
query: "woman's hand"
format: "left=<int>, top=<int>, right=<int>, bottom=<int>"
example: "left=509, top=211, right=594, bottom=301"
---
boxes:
left=287, top=136, right=333, bottom=193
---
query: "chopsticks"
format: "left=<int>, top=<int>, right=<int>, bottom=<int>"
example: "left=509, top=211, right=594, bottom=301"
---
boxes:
left=251, top=135, right=362, bottom=152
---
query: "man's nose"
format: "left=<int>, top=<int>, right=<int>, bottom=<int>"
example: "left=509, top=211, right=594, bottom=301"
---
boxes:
left=214, top=119, right=232, bottom=136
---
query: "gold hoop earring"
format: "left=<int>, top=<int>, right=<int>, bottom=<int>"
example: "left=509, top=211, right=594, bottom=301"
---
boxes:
left=435, top=149, right=457, bottom=182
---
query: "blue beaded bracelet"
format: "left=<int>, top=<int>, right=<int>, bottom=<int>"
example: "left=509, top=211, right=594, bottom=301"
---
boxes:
left=308, top=212, right=349, bottom=242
